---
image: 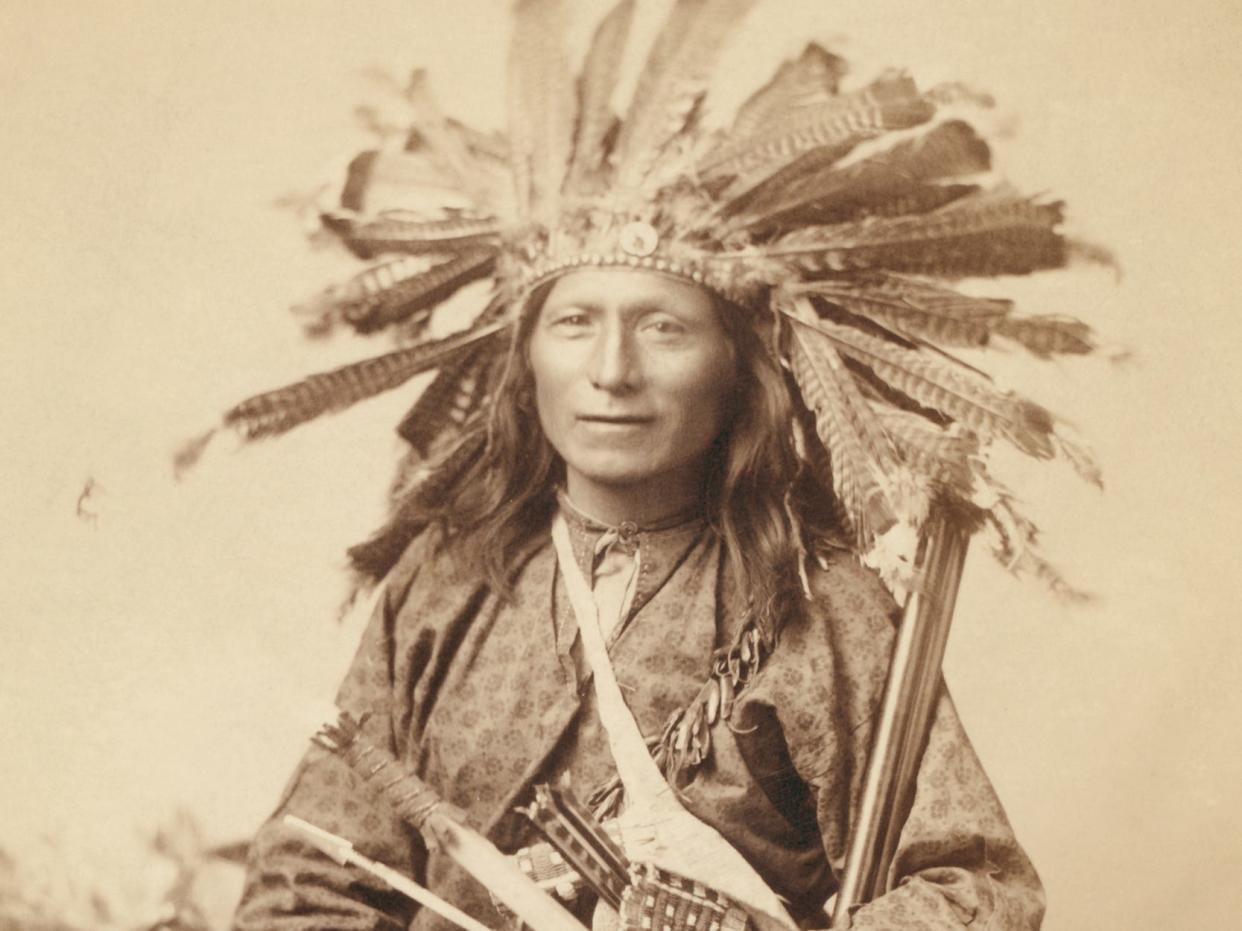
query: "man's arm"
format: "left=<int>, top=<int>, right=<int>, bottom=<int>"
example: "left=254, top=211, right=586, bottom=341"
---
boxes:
left=233, top=737, right=426, bottom=931
left=234, top=539, right=431, bottom=931
left=778, top=554, right=1044, bottom=929
left=843, top=689, right=1044, bottom=930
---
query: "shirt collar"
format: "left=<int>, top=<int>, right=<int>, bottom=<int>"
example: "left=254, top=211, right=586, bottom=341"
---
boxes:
left=555, top=489, right=708, bottom=620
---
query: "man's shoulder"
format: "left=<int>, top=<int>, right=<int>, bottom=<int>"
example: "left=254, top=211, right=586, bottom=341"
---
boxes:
left=772, top=547, right=901, bottom=687
left=804, top=547, right=901, bottom=635
left=381, top=522, right=553, bottom=620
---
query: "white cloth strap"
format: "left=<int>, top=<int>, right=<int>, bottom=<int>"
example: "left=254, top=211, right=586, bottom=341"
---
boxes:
left=553, top=515, right=672, bottom=805
left=551, top=515, right=796, bottom=930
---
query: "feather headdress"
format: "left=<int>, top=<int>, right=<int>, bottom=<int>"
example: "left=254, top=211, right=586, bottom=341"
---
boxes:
left=179, top=0, right=1103, bottom=593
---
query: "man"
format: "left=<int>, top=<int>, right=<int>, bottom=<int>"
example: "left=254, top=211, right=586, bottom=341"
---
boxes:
left=202, top=3, right=1096, bottom=928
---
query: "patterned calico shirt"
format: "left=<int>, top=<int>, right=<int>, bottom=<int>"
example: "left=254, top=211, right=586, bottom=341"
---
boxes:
left=234, top=505, right=1044, bottom=930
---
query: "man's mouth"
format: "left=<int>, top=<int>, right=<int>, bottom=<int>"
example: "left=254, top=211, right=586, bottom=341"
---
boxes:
left=577, top=414, right=654, bottom=427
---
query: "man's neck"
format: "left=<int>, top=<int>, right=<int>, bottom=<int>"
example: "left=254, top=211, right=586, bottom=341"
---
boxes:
left=563, top=467, right=704, bottom=527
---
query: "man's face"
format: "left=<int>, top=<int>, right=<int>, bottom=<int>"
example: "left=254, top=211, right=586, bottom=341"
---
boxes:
left=529, top=267, right=737, bottom=498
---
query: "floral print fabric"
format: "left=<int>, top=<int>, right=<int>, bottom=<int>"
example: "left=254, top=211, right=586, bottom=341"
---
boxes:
left=234, top=517, right=1042, bottom=931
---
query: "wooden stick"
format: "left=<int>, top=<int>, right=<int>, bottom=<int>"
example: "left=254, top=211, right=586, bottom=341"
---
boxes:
left=283, top=815, right=497, bottom=931
left=429, top=812, right=589, bottom=931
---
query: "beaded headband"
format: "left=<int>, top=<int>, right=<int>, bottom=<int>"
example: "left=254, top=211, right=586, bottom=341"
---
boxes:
left=520, top=221, right=723, bottom=295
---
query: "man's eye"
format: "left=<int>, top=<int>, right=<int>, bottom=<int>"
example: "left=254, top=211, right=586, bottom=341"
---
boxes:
left=549, top=312, right=590, bottom=328
left=644, top=318, right=687, bottom=336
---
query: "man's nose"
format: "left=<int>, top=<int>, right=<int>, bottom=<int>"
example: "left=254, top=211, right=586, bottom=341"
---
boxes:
left=587, top=323, right=639, bottom=392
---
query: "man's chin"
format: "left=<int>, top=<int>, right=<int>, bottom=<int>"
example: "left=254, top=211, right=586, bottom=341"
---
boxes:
left=562, top=453, right=666, bottom=489
left=571, top=466, right=655, bottom=489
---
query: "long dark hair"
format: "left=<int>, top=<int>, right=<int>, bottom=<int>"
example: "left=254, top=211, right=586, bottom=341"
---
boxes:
left=375, top=283, right=838, bottom=641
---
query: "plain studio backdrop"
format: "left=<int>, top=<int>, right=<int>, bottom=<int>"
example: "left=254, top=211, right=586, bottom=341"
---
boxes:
left=2, top=1, right=1240, bottom=928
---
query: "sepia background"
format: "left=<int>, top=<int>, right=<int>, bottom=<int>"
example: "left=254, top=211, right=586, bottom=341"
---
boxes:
left=3, top=1, right=1241, bottom=927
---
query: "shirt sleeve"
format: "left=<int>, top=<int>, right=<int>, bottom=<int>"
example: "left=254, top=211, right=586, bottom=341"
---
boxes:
left=843, top=690, right=1045, bottom=930
left=233, top=540, right=430, bottom=931
left=770, top=554, right=1044, bottom=930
